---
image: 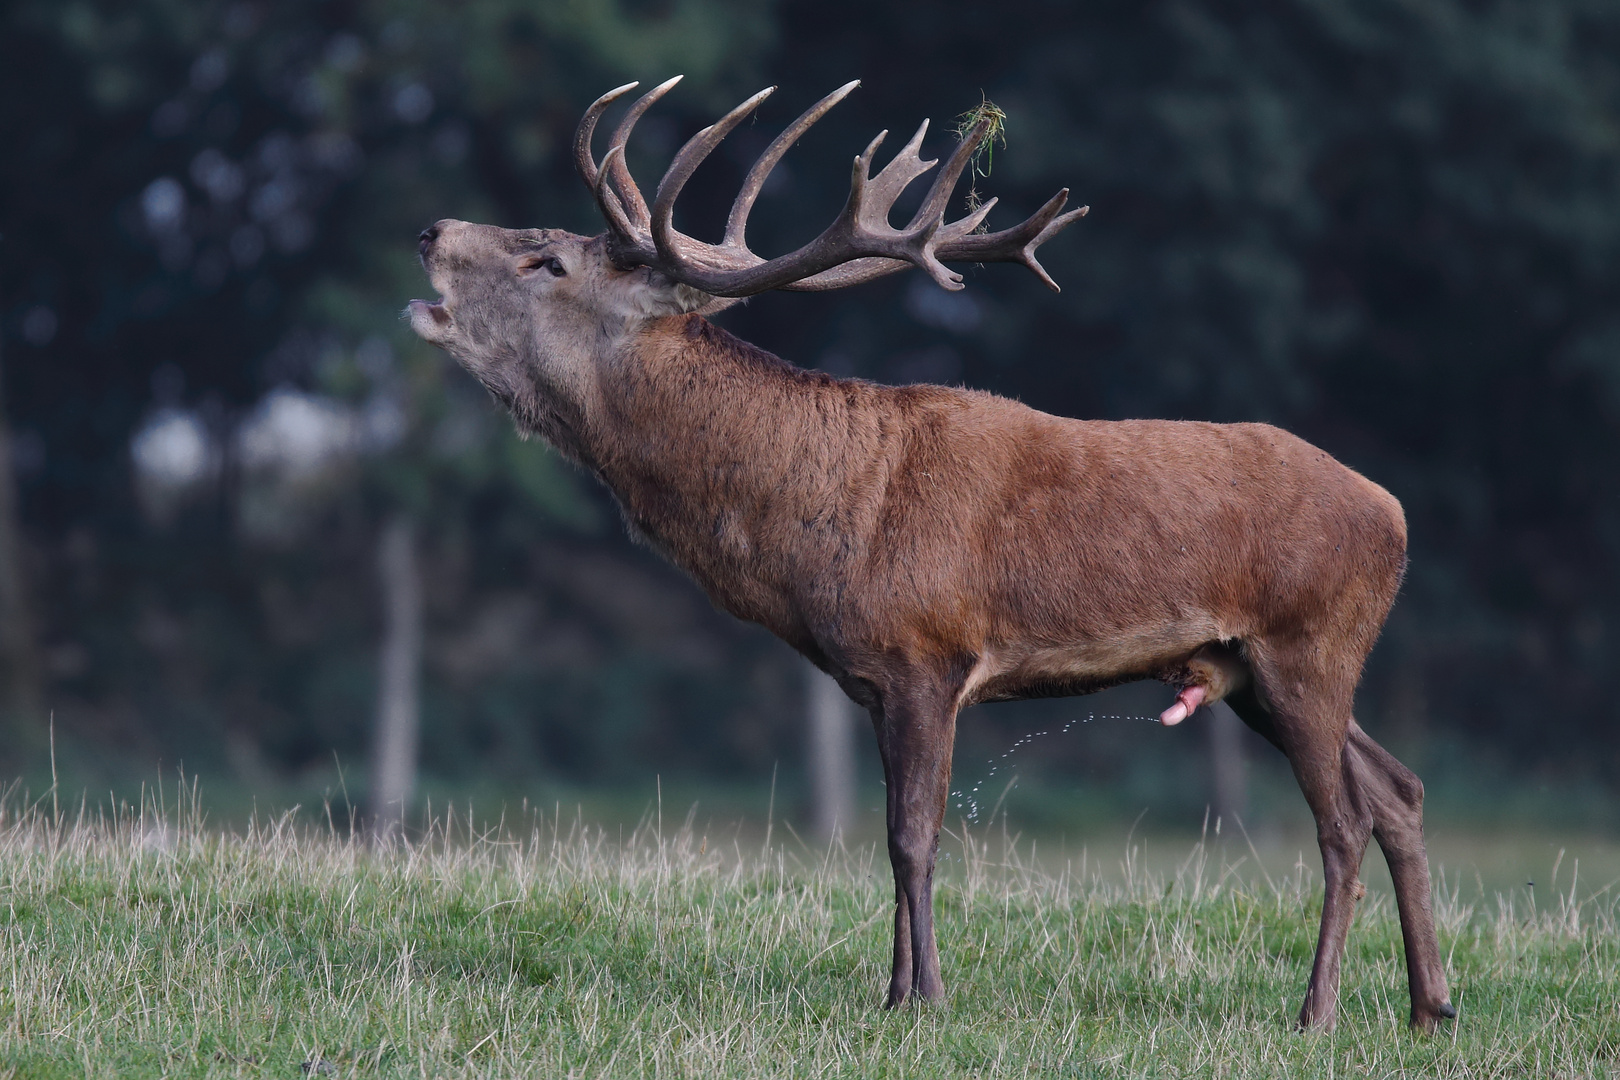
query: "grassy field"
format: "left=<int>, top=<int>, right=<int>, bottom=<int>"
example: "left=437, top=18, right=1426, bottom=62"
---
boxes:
left=2, top=789, right=1618, bottom=1078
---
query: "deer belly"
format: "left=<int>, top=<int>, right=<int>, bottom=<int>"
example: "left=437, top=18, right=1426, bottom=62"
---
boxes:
left=963, top=619, right=1230, bottom=706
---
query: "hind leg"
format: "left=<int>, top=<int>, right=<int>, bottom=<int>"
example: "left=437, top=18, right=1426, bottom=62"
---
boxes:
left=1232, top=647, right=1374, bottom=1031
left=1290, top=734, right=1375, bottom=1031
left=1346, top=724, right=1456, bottom=1030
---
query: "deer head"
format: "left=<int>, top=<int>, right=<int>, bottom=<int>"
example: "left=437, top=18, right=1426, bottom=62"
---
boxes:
left=408, top=79, right=1087, bottom=428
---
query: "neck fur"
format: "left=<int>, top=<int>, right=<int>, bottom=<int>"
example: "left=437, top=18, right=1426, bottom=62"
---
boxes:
left=538, top=313, right=903, bottom=632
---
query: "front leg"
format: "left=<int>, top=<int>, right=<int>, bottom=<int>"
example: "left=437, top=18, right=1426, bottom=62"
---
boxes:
left=886, top=878, right=914, bottom=1007
left=872, top=679, right=959, bottom=1006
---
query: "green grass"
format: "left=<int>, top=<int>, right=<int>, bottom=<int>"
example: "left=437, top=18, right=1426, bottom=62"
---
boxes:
left=2, top=790, right=1619, bottom=1078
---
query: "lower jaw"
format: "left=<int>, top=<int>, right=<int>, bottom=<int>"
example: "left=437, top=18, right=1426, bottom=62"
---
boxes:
left=407, top=300, right=451, bottom=337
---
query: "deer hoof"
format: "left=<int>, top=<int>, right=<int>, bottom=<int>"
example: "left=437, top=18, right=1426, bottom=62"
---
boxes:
left=1410, top=1000, right=1458, bottom=1032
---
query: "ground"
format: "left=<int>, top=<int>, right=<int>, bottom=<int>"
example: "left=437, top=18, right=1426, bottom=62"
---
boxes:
left=1, top=793, right=1617, bottom=1078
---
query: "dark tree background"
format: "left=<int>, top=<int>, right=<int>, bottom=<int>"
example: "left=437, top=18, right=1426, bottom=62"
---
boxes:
left=2, top=0, right=1617, bottom=821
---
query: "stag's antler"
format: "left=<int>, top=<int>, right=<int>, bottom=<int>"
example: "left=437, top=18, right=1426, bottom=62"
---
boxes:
left=574, top=80, right=1088, bottom=297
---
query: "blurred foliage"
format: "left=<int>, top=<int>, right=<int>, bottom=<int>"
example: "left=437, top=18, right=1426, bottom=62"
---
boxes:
left=0, top=0, right=787, bottom=790
left=1, top=0, right=1618, bottom=801
left=737, top=0, right=1620, bottom=777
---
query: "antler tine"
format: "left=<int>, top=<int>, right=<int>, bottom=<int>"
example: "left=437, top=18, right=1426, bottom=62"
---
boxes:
left=605, top=76, right=684, bottom=229
left=593, top=145, right=658, bottom=266
left=724, top=80, right=859, bottom=248
left=938, top=191, right=1090, bottom=291
left=650, top=87, right=776, bottom=267
left=951, top=195, right=1000, bottom=235
left=1021, top=204, right=1091, bottom=290
left=905, top=111, right=995, bottom=232
left=839, top=131, right=959, bottom=291
left=1038, top=204, right=1091, bottom=244
left=861, top=119, right=941, bottom=229
left=575, top=82, right=641, bottom=192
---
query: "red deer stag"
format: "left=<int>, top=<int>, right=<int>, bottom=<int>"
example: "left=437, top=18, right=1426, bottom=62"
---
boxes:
left=407, top=78, right=1456, bottom=1032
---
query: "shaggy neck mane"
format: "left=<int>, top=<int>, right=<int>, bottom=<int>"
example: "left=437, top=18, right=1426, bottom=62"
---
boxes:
left=558, top=312, right=917, bottom=636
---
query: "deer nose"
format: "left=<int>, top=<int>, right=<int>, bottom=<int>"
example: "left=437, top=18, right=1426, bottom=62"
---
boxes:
left=418, top=224, right=441, bottom=257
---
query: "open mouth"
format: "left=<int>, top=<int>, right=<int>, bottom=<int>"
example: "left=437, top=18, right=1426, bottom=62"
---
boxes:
left=408, top=297, right=451, bottom=327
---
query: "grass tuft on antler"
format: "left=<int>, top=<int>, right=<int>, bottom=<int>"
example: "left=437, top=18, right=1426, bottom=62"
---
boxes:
left=955, top=96, right=1009, bottom=226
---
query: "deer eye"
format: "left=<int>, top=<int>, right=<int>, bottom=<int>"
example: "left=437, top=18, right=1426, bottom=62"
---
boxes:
left=518, top=254, right=566, bottom=277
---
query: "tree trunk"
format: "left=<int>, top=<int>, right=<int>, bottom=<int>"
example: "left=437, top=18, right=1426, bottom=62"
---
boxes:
left=806, top=661, right=857, bottom=840
left=368, top=514, right=422, bottom=840
left=0, top=334, right=40, bottom=745
left=1208, top=701, right=1247, bottom=827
